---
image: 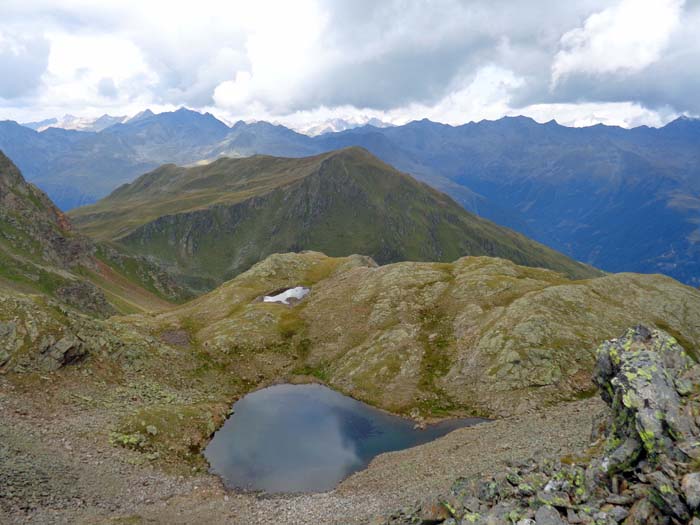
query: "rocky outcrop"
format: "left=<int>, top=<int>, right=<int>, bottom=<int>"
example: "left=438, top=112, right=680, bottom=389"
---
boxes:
left=0, top=291, right=161, bottom=374
left=170, top=252, right=700, bottom=418
left=38, top=336, right=88, bottom=371
left=378, top=326, right=700, bottom=524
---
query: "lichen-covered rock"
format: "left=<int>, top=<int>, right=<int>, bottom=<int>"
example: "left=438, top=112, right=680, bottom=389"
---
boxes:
left=0, top=291, right=163, bottom=374
left=154, top=252, right=700, bottom=419
left=375, top=326, right=700, bottom=525
left=534, top=505, right=566, bottom=525
left=682, top=473, right=700, bottom=511
left=594, top=325, right=695, bottom=463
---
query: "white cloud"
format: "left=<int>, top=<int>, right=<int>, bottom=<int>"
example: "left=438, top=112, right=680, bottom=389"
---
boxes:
left=552, top=0, right=684, bottom=85
left=514, top=101, right=677, bottom=128
left=399, top=66, right=525, bottom=125
left=0, top=29, right=49, bottom=99
left=1, top=0, right=699, bottom=127
left=36, top=32, right=158, bottom=113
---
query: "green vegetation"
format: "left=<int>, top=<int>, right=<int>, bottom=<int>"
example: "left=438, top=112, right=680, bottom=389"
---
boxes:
left=71, top=147, right=599, bottom=292
left=0, top=149, right=186, bottom=315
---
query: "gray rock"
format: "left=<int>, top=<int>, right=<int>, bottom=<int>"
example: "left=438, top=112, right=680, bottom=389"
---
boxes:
left=605, top=505, right=628, bottom=522
left=40, top=335, right=87, bottom=371
left=681, top=472, right=700, bottom=511
left=623, top=497, right=657, bottom=525
left=647, top=470, right=688, bottom=520
left=534, top=505, right=565, bottom=525
left=593, top=326, right=695, bottom=467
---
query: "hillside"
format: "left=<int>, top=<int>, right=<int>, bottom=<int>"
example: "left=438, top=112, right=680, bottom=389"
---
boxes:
left=3, top=111, right=697, bottom=284
left=2, top=250, right=699, bottom=522
left=70, top=147, right=598, bottom=290
left=153, top=251, right=700, bottom=417
left=0, top=150, right=188, bottom=315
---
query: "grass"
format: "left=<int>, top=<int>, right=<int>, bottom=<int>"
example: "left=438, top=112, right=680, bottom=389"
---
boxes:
left=70, top=148, right=600, bottom=294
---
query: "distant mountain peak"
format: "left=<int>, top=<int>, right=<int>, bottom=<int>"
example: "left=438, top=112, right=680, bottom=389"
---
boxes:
left=294, top=115, right=393, bottom=136
left=127, top=109, right=155, bottom=123
left=21, top=113, right=128, bottom=132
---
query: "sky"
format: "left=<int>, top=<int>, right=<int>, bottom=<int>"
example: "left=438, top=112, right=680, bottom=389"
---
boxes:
left=1, top=0, right=699, bottom=131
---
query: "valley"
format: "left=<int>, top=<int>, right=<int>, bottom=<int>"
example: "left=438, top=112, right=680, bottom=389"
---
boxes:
left=1, top=136, right=700, bottom=523
left=3, top=3, right=700, bottom=523
left=2, top=110, right=699, bottom=284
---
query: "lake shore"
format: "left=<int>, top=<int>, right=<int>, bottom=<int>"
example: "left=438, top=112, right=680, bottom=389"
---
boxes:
left=0, top=376, right=604, bottom=524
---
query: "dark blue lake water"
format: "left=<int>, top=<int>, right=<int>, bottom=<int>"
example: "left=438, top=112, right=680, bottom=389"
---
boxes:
left=204, top=383, right=484, bottom=493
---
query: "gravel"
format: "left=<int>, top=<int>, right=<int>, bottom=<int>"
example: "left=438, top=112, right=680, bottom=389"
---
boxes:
left=0, top=376, right=605, bottom=525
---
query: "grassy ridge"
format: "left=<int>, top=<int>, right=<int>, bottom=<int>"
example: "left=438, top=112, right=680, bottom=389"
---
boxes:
left=71, top=147, right=599, bottom=290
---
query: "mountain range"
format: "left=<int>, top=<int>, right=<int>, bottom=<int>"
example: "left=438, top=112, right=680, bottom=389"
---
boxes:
left=70, top=147, right=597, bottom=291
left=1, top=108, right=699, bottom=284
left=21, top=113, right=130, bottom=133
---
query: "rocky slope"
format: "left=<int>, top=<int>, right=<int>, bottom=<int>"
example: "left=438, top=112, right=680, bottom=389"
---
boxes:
left=1, top=252, right=699, bottom=523
left=70, top=147, right=598, bottom=291
left=146, top=251, right=700, bottom=418
left=379, top=325, right=700, bottom=524
left=0, top=150, right=189, bottom=315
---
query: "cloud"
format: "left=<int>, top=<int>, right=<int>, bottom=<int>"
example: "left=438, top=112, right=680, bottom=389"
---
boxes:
left=0, top=29, right=50, bottom=99
left=0, top=0, right=699, bottom=127
left=97, top=77, right=117, bottom=98
left=551, top=0, right=684, bottom=85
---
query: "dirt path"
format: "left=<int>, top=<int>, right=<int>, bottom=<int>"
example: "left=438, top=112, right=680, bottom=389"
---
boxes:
left=0, top=376, right=605, bottom=525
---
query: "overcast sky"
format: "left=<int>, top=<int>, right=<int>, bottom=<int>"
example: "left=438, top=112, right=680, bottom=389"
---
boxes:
left=1, top=0, right=699, bottom=129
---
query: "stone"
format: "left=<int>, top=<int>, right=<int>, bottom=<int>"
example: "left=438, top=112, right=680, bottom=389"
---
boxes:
left=594, top=326, right=696, bottom=470
left=565, top=508, right=583, bottom=523
left=477, top=480, right=500, bottom=503
left=536, top=490, right=571, bottom=509
left=418, top=499, right=451, bottom=524
left=681, top=472, right=700, bottom=511
left=622, top=497, right=656, bottom=525
left=534, top=505, right=565, bottom=525
left=40, top=336, right=87, bottom=371
left=647, top=470, right=689, bottom=520
left=605, top=505, right=629, bottom=522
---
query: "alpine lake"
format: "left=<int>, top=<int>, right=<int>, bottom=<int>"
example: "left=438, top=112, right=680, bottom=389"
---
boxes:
left=204, top=383, right=485, bottom=493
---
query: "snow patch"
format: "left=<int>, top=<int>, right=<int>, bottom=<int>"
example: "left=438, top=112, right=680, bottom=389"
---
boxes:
left=263, top=286, right=310, bottom=305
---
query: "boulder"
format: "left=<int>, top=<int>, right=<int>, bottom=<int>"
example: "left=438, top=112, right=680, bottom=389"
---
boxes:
left=40, top=336, right=87, bottom=371
left=681, top=472, right=700, bottom=511
left=374, top=325, right=700, bottom=525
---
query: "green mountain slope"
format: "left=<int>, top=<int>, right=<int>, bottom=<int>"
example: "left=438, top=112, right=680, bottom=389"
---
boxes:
left=71, top=147, right=598, bottom=290
left=0, top=150, right=189, bottom=315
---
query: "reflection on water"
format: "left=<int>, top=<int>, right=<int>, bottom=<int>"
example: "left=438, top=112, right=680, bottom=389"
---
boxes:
left=204, top=383, right=484, bottom=493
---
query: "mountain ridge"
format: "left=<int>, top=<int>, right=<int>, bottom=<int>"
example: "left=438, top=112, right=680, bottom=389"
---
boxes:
left=0, top=150, right=190, bottom=315
left=3, top=109, right=699, bottom=283
left=70, top=147, right=599, bottom=291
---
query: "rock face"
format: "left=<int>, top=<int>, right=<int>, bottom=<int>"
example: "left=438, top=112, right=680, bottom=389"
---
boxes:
left=378, top=326, right=700, bottom=524
left=0, top=291, right=160, bottom=374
